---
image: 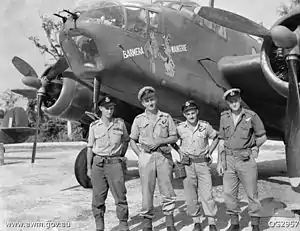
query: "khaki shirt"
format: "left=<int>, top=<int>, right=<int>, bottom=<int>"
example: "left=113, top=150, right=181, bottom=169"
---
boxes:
left=87, top=118, right=129, bottom=156
left=130, top=110, right=177, bottom=146
left=219, top=108, right=266, bottom=150
left=177, top=120, right=217, bottom=156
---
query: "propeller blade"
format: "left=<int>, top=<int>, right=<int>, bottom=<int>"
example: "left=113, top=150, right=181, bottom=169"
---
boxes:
left=285, top=56, right=300, bottom=191
left=11, top=89, right=37, bottom=99
left=12, top=56, right=38, bottom=77
left=21, top=76, right=42, bottom=89
left=31, top=95, right=43, bottom=164
left=197, top=7, right=270, bottom=38
left=46, top=57, right=69, bottom=81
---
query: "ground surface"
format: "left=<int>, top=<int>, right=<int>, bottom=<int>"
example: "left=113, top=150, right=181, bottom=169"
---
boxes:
left=0, top=141, right=300, bottom=231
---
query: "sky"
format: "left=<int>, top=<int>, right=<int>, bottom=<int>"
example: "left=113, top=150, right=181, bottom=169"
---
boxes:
left=0, top=0, right=291, bottom=97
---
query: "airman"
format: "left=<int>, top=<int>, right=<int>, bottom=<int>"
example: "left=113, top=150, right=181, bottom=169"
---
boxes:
left=217, top=88, right=267, bottom=231
left=129, top=86, right=178, bottom=231
left=86, top=96, right=130, bottom=231
left=172, top=100, right=219, bottom=231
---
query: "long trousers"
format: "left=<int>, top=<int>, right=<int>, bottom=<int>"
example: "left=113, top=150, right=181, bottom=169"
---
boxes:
left=183, top=162, right=217, bottom=224
left=138, top=151, right=176, bottom=220
left=223, top=154, right=261, bottom=225
left=91, top=156, right=129, bottom=230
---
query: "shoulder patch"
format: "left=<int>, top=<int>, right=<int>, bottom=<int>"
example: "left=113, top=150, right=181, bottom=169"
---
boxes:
left=90, top=120, right=99, bottom=127
left=136, top=113, right=146, bottom=119
left=244, top=109, right=255, bottom=116
left=115, top=117, right=124, bottom=123
left=199, top=121, right=209, bottom=130
left=199, top=120, right=208, bottom=124
left=221, top=110, right=230, bottom=116
left=160, top=111, right=169, bottom=118
left=178, top=121, right=185, bottom=127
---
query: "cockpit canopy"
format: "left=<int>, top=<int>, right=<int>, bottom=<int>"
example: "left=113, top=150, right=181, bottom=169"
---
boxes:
left=73, top=0, right=161, bottom=37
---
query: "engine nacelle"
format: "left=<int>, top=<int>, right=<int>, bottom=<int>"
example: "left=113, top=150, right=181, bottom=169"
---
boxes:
left=43, top=77, right=93, bottom=121
left=261, top=9, right=300, bottom=98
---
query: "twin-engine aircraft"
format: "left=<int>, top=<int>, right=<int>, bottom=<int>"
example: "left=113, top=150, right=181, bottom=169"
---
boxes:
left=10, top=0, right=300, bottom=193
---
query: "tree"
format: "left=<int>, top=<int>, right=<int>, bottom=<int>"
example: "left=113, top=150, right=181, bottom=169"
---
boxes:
left=28, top=14, right=63, bottom=64
left=0, top=90, right=23, bottom=112
left=27, top=14, right=83, bottom=142
left=277, top=0, right=300, bottom=16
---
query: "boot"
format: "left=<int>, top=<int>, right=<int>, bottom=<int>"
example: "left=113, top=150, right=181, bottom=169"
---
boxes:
left=119, top=220, right=129, bottom=231
left=209, top=224, right=218, bottom=231
left=227, top=214, right=239, bottom=231
left=166, top=214, right=177, bottom=231
left=250, top=216, right=260, bottom=231
left=95, top=216, right=104, bottom=231
left=142, top=217, right=152, bottom=231
left=167, top=227, right=177, bottom=231
left=193, top=223, right=203, bottom=231
left=227, top=224, right=240, bottom=231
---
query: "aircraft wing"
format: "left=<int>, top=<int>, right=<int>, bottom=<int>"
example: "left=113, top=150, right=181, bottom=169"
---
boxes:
left=218, top=54, right=287, bottom=135
left=218, top=54, right=281, bottom=101
left=11, top=89, right=37, bottom=99
left=1, top=127, right=36, bottom=143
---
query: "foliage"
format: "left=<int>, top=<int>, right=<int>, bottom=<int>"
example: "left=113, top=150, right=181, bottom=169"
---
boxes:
left=26, top=98, right=84, bottom=142
left=28, top=14, right=63, bottom=65
left=27, top=14, right=84, bottom=142
left=277, top=0, right=300, bottom=16
left=0, top=90, right=23, bottom=112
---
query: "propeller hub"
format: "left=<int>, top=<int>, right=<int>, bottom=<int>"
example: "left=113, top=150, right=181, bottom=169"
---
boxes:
left=270, top=25, right=298, bottom=49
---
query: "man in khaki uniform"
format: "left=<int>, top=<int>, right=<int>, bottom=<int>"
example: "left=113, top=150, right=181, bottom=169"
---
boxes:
left=217, top=88, right=267, bottom=231
left=86, top=96, right=130, bottom=231
left=172, top=100, right=219, bottom=231
left=130, top=86, right=178, bottom=231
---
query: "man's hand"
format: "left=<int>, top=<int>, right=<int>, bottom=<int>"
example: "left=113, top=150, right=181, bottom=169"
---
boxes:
left=251, top=147, right=259, bottom=159
left=148, top=140, right=161, bottom=151
left=87, top=168, right=92, bottom=179
left=206, top=152, right=213, bottom=165
left=216, top=162, right=224, bottom=176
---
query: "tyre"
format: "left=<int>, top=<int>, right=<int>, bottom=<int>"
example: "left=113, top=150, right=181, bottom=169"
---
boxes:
left=74, top=147, right=92, bottom=188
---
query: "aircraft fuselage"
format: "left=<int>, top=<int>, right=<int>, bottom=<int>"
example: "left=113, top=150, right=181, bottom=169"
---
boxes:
left=59, top=0, right=281, bottom=137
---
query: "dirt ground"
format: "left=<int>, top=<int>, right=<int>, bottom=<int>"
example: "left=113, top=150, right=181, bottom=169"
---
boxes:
left=0, top=141, right=300, bottom=231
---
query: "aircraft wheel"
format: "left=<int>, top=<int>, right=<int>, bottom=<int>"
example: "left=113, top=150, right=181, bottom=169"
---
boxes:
left=74, top=147, right=92, bottom=188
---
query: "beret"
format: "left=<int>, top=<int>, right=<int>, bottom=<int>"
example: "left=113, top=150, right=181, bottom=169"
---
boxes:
left=182, top=100, right=198, bottom=113
left=223, top=88, right=241, bottom=100
left=138, top=86, right=156, bottom=101
left=98, top=96, right=116, bottom=107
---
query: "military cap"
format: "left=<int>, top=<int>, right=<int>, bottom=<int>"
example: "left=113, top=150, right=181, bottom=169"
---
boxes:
left=98, top=96, right=116, bottom=107
left=182, top=100, right=199, bottom=113
left=223, top=88, right=241, bottom=100
left=138, top=86, right=156, bottom=101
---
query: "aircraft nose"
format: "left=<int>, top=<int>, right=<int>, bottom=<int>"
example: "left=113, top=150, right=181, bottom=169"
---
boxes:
left=59, top=29, right=104, bottom=79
